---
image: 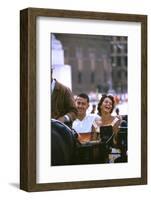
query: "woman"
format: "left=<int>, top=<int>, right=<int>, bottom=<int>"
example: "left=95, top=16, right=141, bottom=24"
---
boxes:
left=96, top=94, right=121, bottom=146
left=93, top=94, right=122, bottom=163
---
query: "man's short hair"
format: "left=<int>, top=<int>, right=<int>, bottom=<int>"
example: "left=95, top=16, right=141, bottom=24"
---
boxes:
left=76, top=93, right=89, bottom=103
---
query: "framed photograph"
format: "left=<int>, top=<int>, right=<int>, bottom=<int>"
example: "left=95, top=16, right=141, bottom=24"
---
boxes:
left=20, top=7, right=147, bottom=191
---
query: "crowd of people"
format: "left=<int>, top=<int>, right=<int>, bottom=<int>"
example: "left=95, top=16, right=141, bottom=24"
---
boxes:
left=51, top=68, right=127, bottom=165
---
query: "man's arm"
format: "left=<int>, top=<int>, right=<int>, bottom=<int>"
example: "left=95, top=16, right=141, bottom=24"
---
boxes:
left=57, top=87, right=77, bottom=123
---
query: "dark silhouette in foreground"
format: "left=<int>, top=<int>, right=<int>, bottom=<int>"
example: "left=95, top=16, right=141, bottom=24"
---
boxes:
left=51, top=117, right=127, bottom=166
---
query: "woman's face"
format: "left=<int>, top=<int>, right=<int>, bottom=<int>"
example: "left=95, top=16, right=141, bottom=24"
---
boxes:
left=100, top=97, right=113, bottom=114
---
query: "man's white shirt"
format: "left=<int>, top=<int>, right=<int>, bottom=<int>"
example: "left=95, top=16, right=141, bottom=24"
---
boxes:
left=72, top=113, right=101, bottom=133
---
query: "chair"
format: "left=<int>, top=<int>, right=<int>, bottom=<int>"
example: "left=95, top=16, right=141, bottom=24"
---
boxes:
left=114, top=120, right=128, bottom=163
left=99, top=121, right=128, bottom=163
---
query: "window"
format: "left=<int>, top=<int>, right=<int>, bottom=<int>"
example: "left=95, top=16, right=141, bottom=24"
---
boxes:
left=117, top=71, right=121, bottom=79
left=91, top=71, right=95, bottom=83
left=117, top=56, right=121, bottom=66
left=78, top=71, right=82, bottom=83
left=123, top=44, right=127, bottom=53
left=124, top=56, right=127, bottom=66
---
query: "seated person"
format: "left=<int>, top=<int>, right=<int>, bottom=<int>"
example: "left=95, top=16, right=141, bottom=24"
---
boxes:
left=97, top=94, right=121, bottom=146
left=72, top=93, right=101, bottom=143
left=96, top=94, right=122, bottom=163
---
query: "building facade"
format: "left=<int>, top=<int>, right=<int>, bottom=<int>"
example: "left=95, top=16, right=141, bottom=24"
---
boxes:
left=53, top=33, right=127, bottom=95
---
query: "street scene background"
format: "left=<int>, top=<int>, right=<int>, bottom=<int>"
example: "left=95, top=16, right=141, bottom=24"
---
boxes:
left=51, top=33, right=128, bottom=116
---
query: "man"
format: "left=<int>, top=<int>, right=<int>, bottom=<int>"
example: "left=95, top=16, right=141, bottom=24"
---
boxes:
left=72, top=93, right=101, bottom=141
left=51, top=68, right=77, bottom=127
left=51, top=68, right=78, bottom=166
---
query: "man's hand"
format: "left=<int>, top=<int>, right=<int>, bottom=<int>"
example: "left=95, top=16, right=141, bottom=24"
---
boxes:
left=57, top=116, right=65, bottom=123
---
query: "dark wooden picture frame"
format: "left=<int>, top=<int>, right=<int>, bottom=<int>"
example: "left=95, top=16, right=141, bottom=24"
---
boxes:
left=20, top=7, right=147, bottom=192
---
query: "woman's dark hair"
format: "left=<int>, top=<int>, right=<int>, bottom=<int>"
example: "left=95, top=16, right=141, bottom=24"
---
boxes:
left=97, top=94, right=115, bottom=115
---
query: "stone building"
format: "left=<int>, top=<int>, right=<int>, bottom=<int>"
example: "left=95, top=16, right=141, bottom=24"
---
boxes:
left=110, top=36, right=127, bottom=94
left=53, top=33, right=127, bottom=95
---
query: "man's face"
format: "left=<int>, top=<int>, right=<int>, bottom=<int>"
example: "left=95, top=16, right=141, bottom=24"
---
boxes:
left=75, top=97, right=89, bottom=117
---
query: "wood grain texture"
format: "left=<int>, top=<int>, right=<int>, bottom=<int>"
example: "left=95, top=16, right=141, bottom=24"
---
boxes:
left=20, top=8, right=36, bottom=191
